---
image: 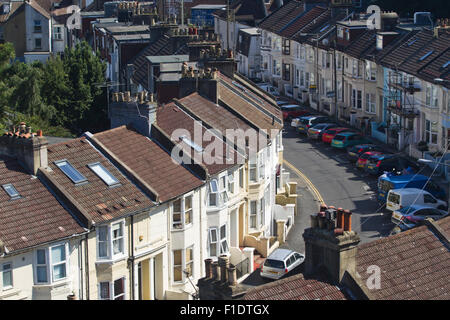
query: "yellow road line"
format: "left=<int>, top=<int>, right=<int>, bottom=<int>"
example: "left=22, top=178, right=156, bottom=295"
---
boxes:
left=283, top=159, right=325, bottom=205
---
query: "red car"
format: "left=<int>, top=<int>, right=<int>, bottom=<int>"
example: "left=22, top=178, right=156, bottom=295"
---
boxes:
left=356, top=151, right=384, bottom=169
left=321, top=127, right=355, bottom=143
left=280, top=105, right=309, bottom=121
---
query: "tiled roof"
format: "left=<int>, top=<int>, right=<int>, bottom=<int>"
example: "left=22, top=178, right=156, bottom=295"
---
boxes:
left=131, top=35, right=189, bottom=90
left=0, top=1, right=23, bottom=23
left=0, top=155, right=86, bottom=252
left=46, top=137, right=154, bottom=224
left=280, top=6, right=327, bottom=38
left=93, top=126, right=204, bottom=203
left=218, top=75, right=283, bottom=137
left=343, top=30, right=373, bottom=58
left=156, top=102, right=244, bottom=175
left=292, top=9, right=333, bottom=43
left=356, top=218, right=450, bottom=300
left=27, top=0, right=51, bottom=19
left=243, top=273, right=348, bottom=300
left=258, top=0, right=304, bottom=34
left=379, top=28, right=450, bottom=87
left=222, top=73, right=282, bottom=121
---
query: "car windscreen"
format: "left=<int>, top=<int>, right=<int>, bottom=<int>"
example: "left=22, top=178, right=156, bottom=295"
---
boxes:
left=333, top=135, right=346, bottom=141
left=312, top=124, right=327, bottom=129
left=388, top=192, right=400, bottom=204
left=264, top=259, right=285, bottom=269
left=300, top=118, right=310, bottom=124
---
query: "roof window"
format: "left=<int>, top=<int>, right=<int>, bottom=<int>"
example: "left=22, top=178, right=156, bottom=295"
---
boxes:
left=418, top=50, right=434, bottom=61
left=55, top=160, right=87, bottom=184
left=88, top=162, right=120, bottom=187
left=180, top=135, right=204, bottom=153
left=2, top=183, right=21, bottom=200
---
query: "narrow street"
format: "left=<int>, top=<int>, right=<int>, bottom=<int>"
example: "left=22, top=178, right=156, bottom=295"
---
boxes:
left=280, top=126, right=394, bottom=253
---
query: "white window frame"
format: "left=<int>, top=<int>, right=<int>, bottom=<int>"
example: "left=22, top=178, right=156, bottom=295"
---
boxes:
left=172, top=195, right=193, bottom=229
left=219, top=224, right=229, bottom=255
left=2, top=262, right=13, bottom=290
left=250, top=200, right=257, bottom=229
left=425, top=119, right=438, bottom=145
left=34, top=242, right=69, bottom=285
left=249, top=156, right=258, bottom=183
left=365, top=93, right=376, bottom=114
left=172, top=247, right=194, bottom=284
left=228, top=172, right=235, bottom=195
left=208, top=228, right=218, bottom=257
left=98, top=277, right=126, bottom=300
left=96, top=220, right=126, bottom=261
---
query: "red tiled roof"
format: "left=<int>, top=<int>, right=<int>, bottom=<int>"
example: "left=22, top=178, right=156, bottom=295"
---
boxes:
left=259, top=0, right=304, bottom=34
left=218, top=78, right=283, bottom=137
left=156, top=101, right=244, bottom=175
left=46, top=137, right=154, bottom=224
left=356, top=218, right=450, bottom=300
left=280, top=6, right=327, bottom=38
left=243, top=273, right=347, bottom=300
left=0, top=155, right=85, bottom=252
left=93, top=126, right=204, bottom=203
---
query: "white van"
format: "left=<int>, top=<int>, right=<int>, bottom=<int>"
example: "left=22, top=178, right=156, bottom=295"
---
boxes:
left=386, top=188, right=447, bottom=212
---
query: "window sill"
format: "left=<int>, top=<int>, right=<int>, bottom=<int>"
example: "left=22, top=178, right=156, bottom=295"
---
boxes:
left=33, top=279, right=70, bottom=289
left=171, top=223, right=193, bottom=233
left=96, top=255, right=127, bottom=265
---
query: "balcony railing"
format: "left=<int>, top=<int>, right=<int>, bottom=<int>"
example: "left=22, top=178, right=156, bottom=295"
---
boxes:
left=387, top=104, right=420, bottom=118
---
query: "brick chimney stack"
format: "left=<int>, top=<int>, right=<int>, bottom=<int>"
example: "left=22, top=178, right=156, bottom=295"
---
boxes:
left=0, top=123, right=48, bottom=175
left=303, top=206, right=360, bottom=284
left=109, top=91, right=157, bottom=138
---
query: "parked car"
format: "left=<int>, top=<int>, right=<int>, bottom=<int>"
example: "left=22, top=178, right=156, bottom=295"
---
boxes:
left=276, top=100, right=291, bottom=106
left=390, top=218, right=418, bottom=234
left=322, top=127, right=355, bottom=144
left=366, top=154, right=420, bottom=176
left=260, top=248, right=305, bottom=280
left=307, top=123, right=338, bottom=140
left=391, top=205, right=448, bottom=225
left=356, top=151, right=384, bottom=170
left=347, top=144, right=384, bottom=160
left=331, top=132, right=368, bottom=149
left=297, top=116, right=331, bottom=134
left=386, top=188, right=447, bottom=212
left=257, top=83, right=279, bottom=97
left=377, top=173, right=446, bottom=202
left=280, top=105, right=309, bottom=121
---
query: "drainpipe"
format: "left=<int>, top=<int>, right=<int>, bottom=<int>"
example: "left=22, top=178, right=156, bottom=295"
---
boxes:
left=85, top=232, right=90, bottom=300
left=130, top=214, right=135, bottom=300
left=199, top=187, right=204, bottom=277
left=78, top=237, right=84, bottom=300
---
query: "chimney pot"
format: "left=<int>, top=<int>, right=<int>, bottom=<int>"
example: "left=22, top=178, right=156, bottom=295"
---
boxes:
left=227, top=266, right=237, bottom=286
left=343, top=210, right=352, bottom=232
left=218, top=255, right=229, bottom=282
left=204, top=258, right=213, bottom=279
left=37, top=130, right=43, bottom=137
left=211, top=261, right=220, bottom=280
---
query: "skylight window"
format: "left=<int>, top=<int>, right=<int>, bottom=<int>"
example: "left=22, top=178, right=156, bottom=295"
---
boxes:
left=419, top=50, right=434, bottom=61
left=2, top=183, right=21, bottom=199
left=407, top=39, right=417, bottom=46
left=319, top=24, right=330, bottom=32
left=180, top=135, right=204, bottom=153
left=88, top=162, right=120, bottom=187
left=442, top=61, right=450, bottom=69
left=55, top=160, right=87, bottom=184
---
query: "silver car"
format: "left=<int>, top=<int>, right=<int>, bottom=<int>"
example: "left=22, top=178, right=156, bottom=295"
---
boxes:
left=260, top=248, right=304, bottom=280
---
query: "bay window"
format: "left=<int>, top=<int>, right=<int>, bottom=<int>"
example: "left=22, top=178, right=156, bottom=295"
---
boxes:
left=172, top=195, right=193, bottom=229
left=250, top=201, right=257, bottom=229
left=249, top=157, right=257, bottom=182
left=228, top=172, right=235, bottom=195
left=365, top=61, right=376, bottom=81
left=365, top=93, right=376, bottom=113
left=99, top=278, right=126, bottom=300
left=172, top=247, right=194, bottom=283
left=97, top=221, right=125, bottom=260
left=34, top=243, right=68, bottom=284
left=425, top=119, right=438, bottom=144
left=2, top=262, right=12, bottom=290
